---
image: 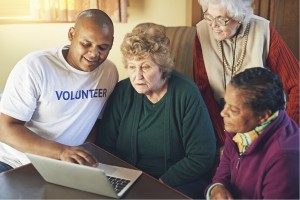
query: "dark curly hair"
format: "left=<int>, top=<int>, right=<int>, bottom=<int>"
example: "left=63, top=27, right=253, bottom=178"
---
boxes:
left=230, top=67, right=286, bottom=115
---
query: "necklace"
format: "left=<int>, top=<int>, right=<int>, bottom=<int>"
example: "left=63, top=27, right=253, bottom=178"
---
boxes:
left=217, top=22, right=250, bottom=81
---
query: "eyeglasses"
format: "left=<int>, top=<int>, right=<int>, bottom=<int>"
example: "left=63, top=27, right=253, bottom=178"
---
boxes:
left=203, top=11, right=232, bottom=26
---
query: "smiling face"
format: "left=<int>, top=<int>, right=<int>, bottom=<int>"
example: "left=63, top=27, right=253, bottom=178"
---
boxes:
left=220, top=84, right=262, bottom=133
left=127, top=56, right=166, bottom=97
left=66, top=18, right=114, bottom=72
left=206, top=3, right=241, bottom=41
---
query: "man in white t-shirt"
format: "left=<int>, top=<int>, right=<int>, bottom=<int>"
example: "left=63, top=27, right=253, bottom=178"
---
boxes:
left=0, top=9, right=118, bottom=173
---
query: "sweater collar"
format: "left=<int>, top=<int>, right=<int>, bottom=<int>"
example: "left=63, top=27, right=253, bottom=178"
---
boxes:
left=228, top=110, right=288, bottom=155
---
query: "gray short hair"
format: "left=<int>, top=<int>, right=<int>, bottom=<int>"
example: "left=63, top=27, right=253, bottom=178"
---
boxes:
left=198, top=0, right=253, bottom=24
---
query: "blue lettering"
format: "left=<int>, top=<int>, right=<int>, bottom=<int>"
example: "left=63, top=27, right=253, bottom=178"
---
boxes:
left=94, top=89, right=98, bottom=97
left=82, top=90, right=88, bottom=99
left=55, top=91, right=63, bottom=100
left=70, top=91, right=75, bottom=100
left=98, top=89, right=107, bottom=97
left=55, top=89, right=107, bottom=100
left=89, top=89, right=94, bottom=98
left=75, top=90, right=81, bottom=99
left=63, top=91, right=70, bottom=100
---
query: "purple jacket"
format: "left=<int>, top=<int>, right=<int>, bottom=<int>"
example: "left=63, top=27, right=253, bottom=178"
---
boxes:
left=206, top=111, right=299, bottom=199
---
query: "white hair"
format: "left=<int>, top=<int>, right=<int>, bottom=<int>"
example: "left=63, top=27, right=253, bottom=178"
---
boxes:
left=198, top=0, right=254, bottom=24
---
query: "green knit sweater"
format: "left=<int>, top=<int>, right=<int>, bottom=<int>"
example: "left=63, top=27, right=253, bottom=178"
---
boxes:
left=96, top=71, right=216, bottom=187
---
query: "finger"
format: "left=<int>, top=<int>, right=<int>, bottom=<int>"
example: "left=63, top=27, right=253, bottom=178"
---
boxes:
left=73, top=150, right=98, bottom=166
left=71, top=154, right=89, bottom=165
left=73, top=147, right=97, bottom=160
left=63, top=157, right=77, bottom=164
left=60, top=146, right=98, bottom=166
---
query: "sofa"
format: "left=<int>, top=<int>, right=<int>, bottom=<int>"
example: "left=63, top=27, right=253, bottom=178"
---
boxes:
left=165, top=26, right=196, bottom=80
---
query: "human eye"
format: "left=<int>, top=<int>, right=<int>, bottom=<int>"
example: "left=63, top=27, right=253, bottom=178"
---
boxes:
left=141, top=65, right=151, bottom=72
left=98, top=44, right=111, bottom=52
left=128, top=65, right=136, bottom=70
left=230, top=107, right=240, bottom=115
left=80, top=41, right=91, bottom=48
left=216, top=16, right=231, bottom=26
left=217, top=17, right=227, bottom=22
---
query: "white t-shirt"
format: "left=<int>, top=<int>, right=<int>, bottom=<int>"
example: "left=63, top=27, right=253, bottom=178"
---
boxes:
left=0, top=46, right=118, bottom=168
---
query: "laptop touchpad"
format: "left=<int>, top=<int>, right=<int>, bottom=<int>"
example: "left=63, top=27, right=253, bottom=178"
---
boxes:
left=96, top=163, right=117, bottom=175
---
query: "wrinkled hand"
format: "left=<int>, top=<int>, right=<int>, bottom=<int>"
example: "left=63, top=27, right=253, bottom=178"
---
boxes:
left=59, top=146, right=97, bottom=166
left=210, top=185, right=233, bottom=200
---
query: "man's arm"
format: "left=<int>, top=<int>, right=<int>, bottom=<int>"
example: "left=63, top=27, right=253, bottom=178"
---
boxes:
left=0, top=113, right=97, bottom=165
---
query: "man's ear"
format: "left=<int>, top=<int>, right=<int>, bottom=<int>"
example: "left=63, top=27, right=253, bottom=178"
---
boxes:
left=68, top=27, right=75, bottom=41
left=259, top=110, right=272, bottom=125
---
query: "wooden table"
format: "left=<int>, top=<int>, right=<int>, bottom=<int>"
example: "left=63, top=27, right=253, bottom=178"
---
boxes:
left=0, top=143, right=190, bottom=199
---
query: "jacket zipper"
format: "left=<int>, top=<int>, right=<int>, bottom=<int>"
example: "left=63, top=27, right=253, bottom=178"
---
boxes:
left=236, top=155, right=241, bottom=169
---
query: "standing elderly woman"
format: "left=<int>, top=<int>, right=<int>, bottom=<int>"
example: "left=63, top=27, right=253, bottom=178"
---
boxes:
left=194, top=0, right=299, bottom=147
left=206, top=67, right=299, bottom=199
left=96, top=23, right=216, bottom=199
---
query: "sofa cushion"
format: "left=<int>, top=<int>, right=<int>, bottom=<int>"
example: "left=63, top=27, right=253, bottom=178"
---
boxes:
left=165, top=26, right=196, bottom=80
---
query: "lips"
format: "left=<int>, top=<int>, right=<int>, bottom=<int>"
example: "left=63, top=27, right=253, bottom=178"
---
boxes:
left=135, top=82, right=145, bottom=85
left=213, top=29, right=222, bottom=33
left=135, top=84, right=145, bottom=87
left=214, top=30, right=223, bottom=35
left=84, top=57, right=99, bottom=65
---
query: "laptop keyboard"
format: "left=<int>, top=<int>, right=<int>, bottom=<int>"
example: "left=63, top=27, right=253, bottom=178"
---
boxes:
left=106, top=176, right=131, bottom=193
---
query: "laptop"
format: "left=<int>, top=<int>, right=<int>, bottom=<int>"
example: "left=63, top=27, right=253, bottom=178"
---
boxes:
left=25, top=153, right=142, bottom=198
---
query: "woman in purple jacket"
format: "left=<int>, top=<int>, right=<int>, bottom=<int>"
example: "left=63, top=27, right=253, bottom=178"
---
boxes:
left=205, top=67, right=299, bottom=199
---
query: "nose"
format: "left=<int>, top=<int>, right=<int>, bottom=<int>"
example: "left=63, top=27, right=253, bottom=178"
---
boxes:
left=88, top=46, right=100, bottom=59
left=210, top=19, right=219, bottom=28
left=135, top=68, right=143, bottom=80
left=220, top=104, right=228, bottom=118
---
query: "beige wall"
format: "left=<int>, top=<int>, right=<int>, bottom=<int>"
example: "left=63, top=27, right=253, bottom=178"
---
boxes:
left=0, top=0, right=192, bottom=91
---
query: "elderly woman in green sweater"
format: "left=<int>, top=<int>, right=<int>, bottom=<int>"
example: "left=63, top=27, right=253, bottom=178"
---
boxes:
left=95, top=23, right=216, bottom=199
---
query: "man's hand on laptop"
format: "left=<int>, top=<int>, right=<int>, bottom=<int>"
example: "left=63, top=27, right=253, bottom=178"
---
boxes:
left=59, top=146, right=98, bottom=166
